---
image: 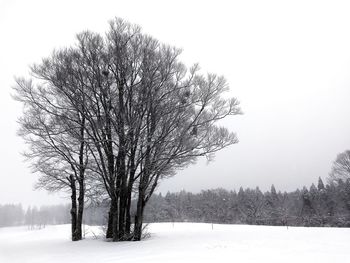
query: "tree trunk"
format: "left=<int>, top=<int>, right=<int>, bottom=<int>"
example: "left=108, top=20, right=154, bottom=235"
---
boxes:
left=133, top=106, right=154, bottom=241
left=118, top=186, right=127, bottom=240
left=70, top=175, right=78, bottom=241
left=116, top=77, right=127, bottom=241
left=133, top=189, right=146, bottom=241
left=125, top=143, right=136, bottom=238
left=125, top=184, right=133, bottom=237
left=75, top=178, right=84, bottom=240
left=75, top=118, right=85, bottom=241
left=112, top=199, right=119, bottom=241
left=116, top=146, right=127, bottom=240
left=106, top=200, right=117, bottom=239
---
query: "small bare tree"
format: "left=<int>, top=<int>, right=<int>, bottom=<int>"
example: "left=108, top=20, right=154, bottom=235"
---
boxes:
left=13, top=72, right=89, bottom=241
left=329, top=150, right=350, bottom=183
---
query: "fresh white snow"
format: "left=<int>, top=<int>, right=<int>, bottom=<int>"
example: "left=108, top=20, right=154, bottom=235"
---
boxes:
left=0, top=223, right=349, bottom=263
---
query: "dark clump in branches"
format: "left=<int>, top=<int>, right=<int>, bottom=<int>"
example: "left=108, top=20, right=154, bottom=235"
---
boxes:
left=13, top=18, right=241, bottom=241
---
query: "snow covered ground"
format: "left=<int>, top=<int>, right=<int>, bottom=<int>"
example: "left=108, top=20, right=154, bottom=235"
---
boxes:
left=0, top=223, right=349, bottom=263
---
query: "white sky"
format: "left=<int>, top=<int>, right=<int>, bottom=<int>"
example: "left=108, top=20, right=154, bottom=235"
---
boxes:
left=1, top=0, right=350, bottom=206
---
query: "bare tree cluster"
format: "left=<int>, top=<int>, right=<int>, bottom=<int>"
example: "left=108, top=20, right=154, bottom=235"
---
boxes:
left=13, top=18, right=241, bottom=241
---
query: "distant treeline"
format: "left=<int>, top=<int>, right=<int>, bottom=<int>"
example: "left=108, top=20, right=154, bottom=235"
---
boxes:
left=0, top=204, right=70, bottom=228
left=144, top=178, right=350, bottom=227
left=1, top=177, right=350, bottom=228
left=0, top=203, right=107, bottom=228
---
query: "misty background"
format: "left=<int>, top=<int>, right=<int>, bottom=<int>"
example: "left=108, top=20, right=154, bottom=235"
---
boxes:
left=1, top=0, right=350, bottom=207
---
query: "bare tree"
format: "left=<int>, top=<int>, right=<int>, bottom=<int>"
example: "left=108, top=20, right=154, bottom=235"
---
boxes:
left=13, top=17, right=241, bottom=242
left=329, top=150, right=350, bottom=183
left=13, top=65, right=89, bottom=241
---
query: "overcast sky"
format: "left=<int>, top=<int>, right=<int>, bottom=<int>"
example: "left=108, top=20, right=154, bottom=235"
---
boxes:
left=1, top=0, right=350, bottom=206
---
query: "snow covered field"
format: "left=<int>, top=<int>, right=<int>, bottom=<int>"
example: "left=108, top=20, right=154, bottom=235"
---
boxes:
left=1, top=223, right=349, bottom=263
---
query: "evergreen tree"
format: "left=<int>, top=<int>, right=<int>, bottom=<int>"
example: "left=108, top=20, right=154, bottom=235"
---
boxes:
left=318, top=177, right=325, bottom=190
